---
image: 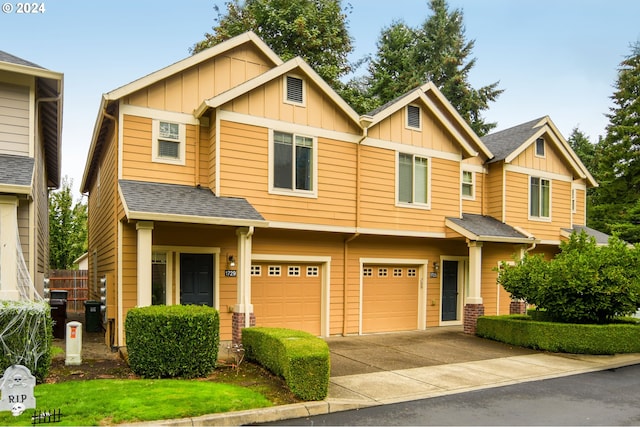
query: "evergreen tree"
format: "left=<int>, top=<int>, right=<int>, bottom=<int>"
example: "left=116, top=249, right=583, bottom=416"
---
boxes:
left=589, top=42, right=640, bottom=242
left=49, top=177, right=87, bottom=269
left=191, top=0, right=353, bottom=88
left=365, top=0, right=502, bottom=135
left=567, top=127, right=596, bottom=172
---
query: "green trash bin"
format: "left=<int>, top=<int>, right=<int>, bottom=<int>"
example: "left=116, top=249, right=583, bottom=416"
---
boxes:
left=84, top=300, right=102, bottom=332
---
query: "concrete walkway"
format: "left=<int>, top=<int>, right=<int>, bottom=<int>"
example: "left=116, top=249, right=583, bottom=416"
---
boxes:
left=130, top=328, right=640, bottom=426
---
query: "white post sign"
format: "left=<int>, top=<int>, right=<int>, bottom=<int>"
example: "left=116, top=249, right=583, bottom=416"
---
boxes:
left=0, top=364, right=36, bottom=415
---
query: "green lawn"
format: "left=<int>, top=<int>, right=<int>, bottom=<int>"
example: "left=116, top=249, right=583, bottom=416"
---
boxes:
left=0, top=379, right=272, bottom=426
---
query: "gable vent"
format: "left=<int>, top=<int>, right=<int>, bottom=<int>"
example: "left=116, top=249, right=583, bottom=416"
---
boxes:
left=407, top=105, right=421, bottom=129
left=286, top=76, right=303, bottom=103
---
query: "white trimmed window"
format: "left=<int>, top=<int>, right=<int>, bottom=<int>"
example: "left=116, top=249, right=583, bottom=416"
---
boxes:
left=407, top=268, right=417, bottom=277
left=530, top=176, right=551, bottom=219
left=398, top=153, right=430, bottom=206
left=393, top=268, right=403, bottom=277
left=288, top=266, right=301, bottom=277
left=152, top=119, right=186, bottom=165
left=571, top=188, right=577, bottom=213
left=307, top=266, right=319, bottom=277
left=462, top=170, right=474, bottom=199
left=251, top=265, right=262, bottom=276
left=268, top=265, right=281, bottom=277
left=151, top=251, right=167, bottom=305
left=535, top=137, right=545, bottom=157
left=378, top=268, right=388, bottom=277
left=363, top=267, right=373, bottom=277
left=272, top=131, right=315, bottom=194
left=406, top=105, right=421, bottom=130
left=285, top=75, right=304, bottom=105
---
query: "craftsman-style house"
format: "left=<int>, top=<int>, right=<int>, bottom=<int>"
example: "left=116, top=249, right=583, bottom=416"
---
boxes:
left=81, top=32, right=599, bottom=347
left=0, top=52, right=63, bottom=300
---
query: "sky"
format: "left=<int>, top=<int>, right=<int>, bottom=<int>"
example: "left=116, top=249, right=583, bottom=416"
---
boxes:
left=1, top=0, right=639, bottom=197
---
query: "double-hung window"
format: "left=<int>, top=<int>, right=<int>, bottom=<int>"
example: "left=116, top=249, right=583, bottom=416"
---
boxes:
left=462, top=170, right=474, bottom=199
left=398, top=153, right=429, bottom=206
left=530, top=177, right=550, bottom=219
left=273, top=131, right=314, bottom=193
left=152, top=119, right=186, bottom=165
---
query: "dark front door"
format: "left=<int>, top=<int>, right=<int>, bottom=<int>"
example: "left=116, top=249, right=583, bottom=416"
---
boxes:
left=180, top=253, right=214, bottom=306
left=441, top=260, right=458, bottom=321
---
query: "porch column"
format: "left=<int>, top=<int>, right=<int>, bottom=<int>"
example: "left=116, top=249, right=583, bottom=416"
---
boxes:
left=233, top=227, right=255, bottom=345
left=136, top=221, right=154, bottom=307
left=0, top=196, right=19, bottom=300
left=464, top=240, right=484, bottom=334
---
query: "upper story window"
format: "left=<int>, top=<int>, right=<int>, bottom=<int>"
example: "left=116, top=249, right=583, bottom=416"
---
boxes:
left=285, top=75, right=304, bottom=105
left=535, top=137, right=545, bottom=157
left=398, top=153, right=430, bottom=207
left=530, top=176, right=550, bottom=219
left=406, top=105, right=421, bottom=130
left=461, top=170, right=474, bottom=199
left=152, top=119, right=186, bottom=165
left=272, top=130, right=315, bottom=195
left=571, top=188, right=577, bottom=213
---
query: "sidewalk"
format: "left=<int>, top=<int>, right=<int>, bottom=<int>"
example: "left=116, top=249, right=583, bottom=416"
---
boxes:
left=126, top=330, right=640, bottom=426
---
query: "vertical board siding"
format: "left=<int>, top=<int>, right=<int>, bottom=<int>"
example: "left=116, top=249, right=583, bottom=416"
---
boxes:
left=121, top=114, right=197, bottom=185
left=0, top=82, right=30, bottom=156
left=512, top=143, right=573, bottom=176
left=125, top=45, right=275, bottom=114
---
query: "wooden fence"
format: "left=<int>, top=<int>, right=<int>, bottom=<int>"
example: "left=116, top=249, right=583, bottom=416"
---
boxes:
left=48, top=270, right=88, bottom=313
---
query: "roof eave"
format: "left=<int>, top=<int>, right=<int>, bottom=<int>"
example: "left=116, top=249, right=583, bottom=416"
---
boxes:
left=125, top=211, right=269, bottom=228
left=445, top=218, right=536, bottom=244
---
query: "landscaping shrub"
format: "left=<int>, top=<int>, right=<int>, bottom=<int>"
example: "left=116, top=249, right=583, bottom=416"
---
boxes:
left=498, top=232, right=640, bottom=323
left=477, top=315, right=640, bottom=354
left=0, top=300, right=52, bottom=382
left=242, top=327, right=329, bottom=401
left=125, top=305, right=219, bottom=378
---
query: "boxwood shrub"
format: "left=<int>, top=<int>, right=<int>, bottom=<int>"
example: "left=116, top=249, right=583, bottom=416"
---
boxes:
left=477, top=315, right=640, bottom=354
left=242, top=327, right=330, bottom=401
left=0, top=300, right=52, bottom=382
left=125, top=305, right=219, bottom=378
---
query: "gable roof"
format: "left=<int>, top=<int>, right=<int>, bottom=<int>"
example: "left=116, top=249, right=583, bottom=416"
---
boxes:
left=362, top=82, right=492, bottom=160
left=0, top=154, right=34, bottom=195
left=446, top=214, right=535, bottom=244
left=561, top=225, right=610, bottom=246
left=0, top=52, right=63, bottom=188
left=119, top=180, right=267, bottom=227
left=81, top=32, right=283, bottom=193
left=482, top=116, right=597, bottom=187
left=195, top=56, right=361, bottom=127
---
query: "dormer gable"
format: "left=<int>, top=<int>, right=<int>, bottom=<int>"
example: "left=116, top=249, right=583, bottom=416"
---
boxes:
left=482, top=116, right=597, bottom=188
left=361, top=82, right=492, bottom=161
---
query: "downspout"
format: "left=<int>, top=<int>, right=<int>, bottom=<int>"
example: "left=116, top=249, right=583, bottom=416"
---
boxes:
left=244, top=226, right=254, bottom=328
left=342, top=121, right=369, bottom=335
left=195, top=122, right=201, bottom=187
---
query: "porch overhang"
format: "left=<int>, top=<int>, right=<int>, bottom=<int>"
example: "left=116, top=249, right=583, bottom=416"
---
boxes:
left=0, top=154, right=34, bottom=197
left=118, top=180, right=268, bottom=228
left=446, top=214, right=537, bottom=244
left=561, top=225, right=611, bottom=246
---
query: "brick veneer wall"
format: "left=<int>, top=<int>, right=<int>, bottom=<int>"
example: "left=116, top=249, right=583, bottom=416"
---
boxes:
left=510, top=300, right=527, bottom=315
left=464, top=303, right=484, bottom=334
left=232, top=311, right=256, bottom=345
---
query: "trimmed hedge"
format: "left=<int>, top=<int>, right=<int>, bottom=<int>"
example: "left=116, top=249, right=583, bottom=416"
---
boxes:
left=477, top=315, right=640, bottom=354
left=242, top=327, right=330, bottom=401
left=0, top=300, right=52, bottom=382
left=125, top=305, right=219, bottom=378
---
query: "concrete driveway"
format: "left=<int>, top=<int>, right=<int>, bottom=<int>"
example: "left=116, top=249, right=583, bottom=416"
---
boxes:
left=326, top=326, right=538, bottom=377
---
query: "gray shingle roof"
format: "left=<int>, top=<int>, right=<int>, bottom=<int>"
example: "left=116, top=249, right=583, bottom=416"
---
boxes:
left=563, top=225, right=610, bottom=245
left=0, top=154, right=34, bottom=187
left=447, top=214, right=530, bottom=241
left=482, top=117, right=545, bottom=163
left=0, top=50, right=43, bottom=68
left=119, top=180, right=265, bottom=223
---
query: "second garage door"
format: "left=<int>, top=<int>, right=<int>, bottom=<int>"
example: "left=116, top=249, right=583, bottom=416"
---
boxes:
left=362, top=265, right=419, bottom=333
left=251, top=263, right=322, bottom=336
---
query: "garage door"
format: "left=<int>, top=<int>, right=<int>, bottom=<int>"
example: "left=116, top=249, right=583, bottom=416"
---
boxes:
left=251, top=263, right=322, bottom=335
left=363, top=265, right=419, bottom=333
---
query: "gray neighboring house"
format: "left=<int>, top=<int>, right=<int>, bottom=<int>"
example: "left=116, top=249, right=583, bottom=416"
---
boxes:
left=0, top=51, right=63, bottom=300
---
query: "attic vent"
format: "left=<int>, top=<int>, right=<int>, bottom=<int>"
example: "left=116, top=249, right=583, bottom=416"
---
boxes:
left=286, top=76, right=304, bottom=103
left=407, top=105, right=421, bottom=129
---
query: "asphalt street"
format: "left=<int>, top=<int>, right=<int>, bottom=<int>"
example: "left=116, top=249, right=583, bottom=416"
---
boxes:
left=264, top=363, right=640, bottom=426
